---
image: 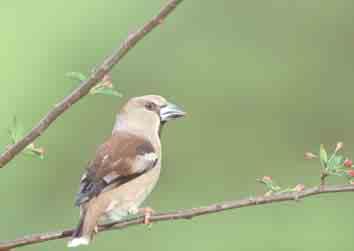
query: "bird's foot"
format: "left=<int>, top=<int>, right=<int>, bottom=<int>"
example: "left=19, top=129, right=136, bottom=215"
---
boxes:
left=138, top=207, right=155, bottom=226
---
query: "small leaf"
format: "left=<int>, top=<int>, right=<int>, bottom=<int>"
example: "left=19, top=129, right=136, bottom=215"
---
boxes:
left=327, top=169, right=347, bottom=178
left=89, top=74, right=122, bottom=97
left=24, top=146, right=45, bottom=160
left=7, top=118, right=45, bottom=160
left=8, top=117, right=25, bottom=143
left=320, top=144, right=328, bottom=168
left=90, top=86, right=122, bottom=97
left=257, top=176, right=281, bottom=193
left=327, top=155, right=344, bottom=170
left=66, top=72, right=87, bottom=82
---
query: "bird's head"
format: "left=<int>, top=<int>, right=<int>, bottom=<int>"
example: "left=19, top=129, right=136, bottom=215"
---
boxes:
left=114, top=95, right=186, bottom=137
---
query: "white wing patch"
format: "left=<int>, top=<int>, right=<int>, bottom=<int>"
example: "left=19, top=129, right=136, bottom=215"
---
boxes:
left=143, top=152, right=158, bottom=161
left=134, top=152, right=158, bottom=173
left=80, top=172, right=87, bottom=182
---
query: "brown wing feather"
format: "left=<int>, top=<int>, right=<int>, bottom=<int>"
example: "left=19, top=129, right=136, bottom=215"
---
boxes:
left=75, top=132, right=157, bottom=206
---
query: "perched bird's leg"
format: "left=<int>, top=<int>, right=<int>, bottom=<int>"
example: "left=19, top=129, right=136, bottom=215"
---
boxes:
left=138, top=207, right=155, bottom=225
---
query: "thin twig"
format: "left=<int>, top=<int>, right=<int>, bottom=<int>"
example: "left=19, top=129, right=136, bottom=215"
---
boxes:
left=320, top=172, right=328, bottom=186
left=0, top=184, right=353, bottom=250
left=0, top=0, right=184, bottom=168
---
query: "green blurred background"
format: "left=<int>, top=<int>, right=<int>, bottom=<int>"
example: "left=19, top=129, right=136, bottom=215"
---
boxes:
left=1, top=0, right=354, bottom=250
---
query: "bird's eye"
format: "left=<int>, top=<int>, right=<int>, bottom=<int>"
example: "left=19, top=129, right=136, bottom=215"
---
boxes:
left=145, top=102, right=156, bottom=111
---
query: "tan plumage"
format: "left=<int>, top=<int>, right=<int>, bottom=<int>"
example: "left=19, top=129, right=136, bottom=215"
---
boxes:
left=67, top=95, right=185, bottom=247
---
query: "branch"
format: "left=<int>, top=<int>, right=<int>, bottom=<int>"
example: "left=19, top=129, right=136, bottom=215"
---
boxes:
left=0, top=184, right=353, bottom=250
left=0, top=0, right=184, bottom=168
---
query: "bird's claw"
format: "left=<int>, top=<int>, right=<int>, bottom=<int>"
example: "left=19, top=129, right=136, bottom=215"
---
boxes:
left=139, top=207, right=155, bottom=226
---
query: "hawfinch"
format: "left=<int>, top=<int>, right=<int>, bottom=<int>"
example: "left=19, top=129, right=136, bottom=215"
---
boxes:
left=67, top=95, right=185, bottom=247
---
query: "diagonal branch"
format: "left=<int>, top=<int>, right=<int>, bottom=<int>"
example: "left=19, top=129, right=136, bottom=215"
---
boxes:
left=0, top=0, right=184, bottom=168
left=0, top=183, right=353, bottom=250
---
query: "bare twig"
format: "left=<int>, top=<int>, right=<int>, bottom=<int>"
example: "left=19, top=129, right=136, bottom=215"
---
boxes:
left=0, top=184, right=353, bottom=250
left=0, top=0, right=184, bottom=168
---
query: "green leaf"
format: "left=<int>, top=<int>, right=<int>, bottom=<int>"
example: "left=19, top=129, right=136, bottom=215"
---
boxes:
left=327, top=170, right=347, bottom=177
left=24, top=148, right=45, bottom=160
left=320, top=144, right=328, bottom=168
left=8, top=118, right=45, bottom=160
left=327, top=155, right=344, bottom=170
left=280, top=187, right=294, bottom=193
left=257, top=177, right=281, bottom=193
left=8, top=117, right=25, bottom=143
left=90, top=86, right=122, bottom=97
left=66, top=72, right=87, bottom=82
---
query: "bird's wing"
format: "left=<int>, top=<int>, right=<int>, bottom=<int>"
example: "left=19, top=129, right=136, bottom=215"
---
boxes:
left=75, top=132, right=158, bottom=206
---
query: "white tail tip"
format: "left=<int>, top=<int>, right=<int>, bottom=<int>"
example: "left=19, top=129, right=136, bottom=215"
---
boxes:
left=67, top=237, right=90, bottom=248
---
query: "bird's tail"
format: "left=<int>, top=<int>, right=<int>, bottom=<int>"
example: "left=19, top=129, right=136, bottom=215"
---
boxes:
left=67, top=210, right=91, bottom=248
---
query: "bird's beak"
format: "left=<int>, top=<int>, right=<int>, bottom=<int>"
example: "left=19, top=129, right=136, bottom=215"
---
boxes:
left=160, top=102, right=186, bottom=122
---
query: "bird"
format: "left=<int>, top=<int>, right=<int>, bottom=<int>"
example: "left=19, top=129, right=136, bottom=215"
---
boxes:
left=67, top=95, right=185, bottom=247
